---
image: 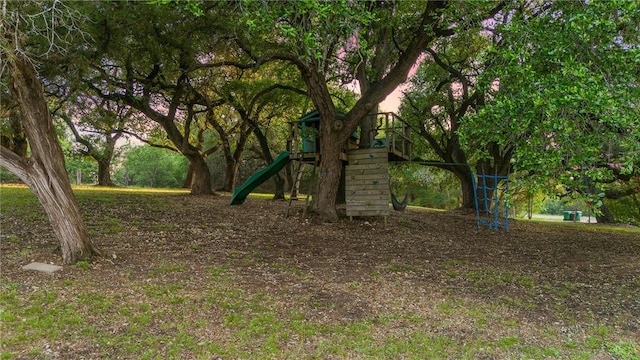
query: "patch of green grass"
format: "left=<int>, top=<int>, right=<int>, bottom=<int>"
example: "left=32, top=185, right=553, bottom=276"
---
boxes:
left=595, top=325, right=611, bottom=336
left=76, top=292, right=114, bottom=314
left=585, top=336, right=604, bottom=350
left=208, top=265, right=229, bottom=281
left=465, top=268, right=536, bottom=289
left=3, top=269, right=637, bottom=360
left=269, top=262, right=301, bottom=275
left=501, top=318, right=518, bottom=327
left=150, top=223, right=179, bottom=232
left=0, top=287, right=87, bottom=353
left=18, top=247, right=31, bottom=256
left=75, top=192, right=119, bottom=204
left=442, top=259, right=467, bottom=278
left=151, top=261, right=186, bottom=274
left=72, top=185, right=189, bottom=195
left=143, top=283, right=184, bottom=299
left=499, top=295, right=537, bottom=309
left=605, top=341, right=640, bottom=359
left=436, top=298, right=464, bottom=316
left=75, top=260, right=91, bottom=270
left=0, top=186, right=48, bottom=223
left=465, top=307, right=489, bottom=328
left=369, top=332, right=463, bottom=358
left=102, top=216, right=126, bottom=234
left=246, top=192, right=278, bottom=200
left=84, top=212, right=126, bottom=234
left=520, top=345, right=562, bottom=358
left=2, top=185, right=639, bottom=359
left=4, top=235, right=21, bottom=244
left=0, top=185, right=39, bottom=209
left=496, top=336, right=520, bottom=348
left=544, top=282, right=576, bottom=299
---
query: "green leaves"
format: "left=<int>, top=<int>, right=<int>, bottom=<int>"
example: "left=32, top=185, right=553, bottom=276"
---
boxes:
left=149, top=0, right=204, bottom=16
left=466, top=0, right=640, bottom=196
left=236, top=0, right=379, bottom=66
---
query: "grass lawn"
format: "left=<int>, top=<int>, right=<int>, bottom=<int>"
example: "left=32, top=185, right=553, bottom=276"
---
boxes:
left=1, top=185, right=639, bottom=359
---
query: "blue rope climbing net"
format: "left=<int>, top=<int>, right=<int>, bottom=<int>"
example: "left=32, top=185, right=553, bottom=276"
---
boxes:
left=472, top=173, right=510, bottom=232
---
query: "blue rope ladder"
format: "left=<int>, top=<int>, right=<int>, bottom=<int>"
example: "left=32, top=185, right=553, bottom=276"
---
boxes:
left=472, top=173, right=510, bottom=232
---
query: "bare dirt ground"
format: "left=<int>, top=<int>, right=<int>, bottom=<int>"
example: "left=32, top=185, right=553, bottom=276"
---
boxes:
left=1, top=189, right=639, bottom=358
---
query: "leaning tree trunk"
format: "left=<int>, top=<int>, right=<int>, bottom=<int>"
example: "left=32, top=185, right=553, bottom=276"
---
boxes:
left=5, top=50, right=99, bottom=264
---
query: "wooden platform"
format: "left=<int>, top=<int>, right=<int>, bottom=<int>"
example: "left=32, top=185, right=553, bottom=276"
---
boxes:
left=345, top=148, right=390, bottom=218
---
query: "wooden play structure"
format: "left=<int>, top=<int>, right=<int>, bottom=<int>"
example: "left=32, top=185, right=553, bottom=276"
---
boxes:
left=233, top=109, right=511, bottom=231
left=287, top=111, right=412, bottom=219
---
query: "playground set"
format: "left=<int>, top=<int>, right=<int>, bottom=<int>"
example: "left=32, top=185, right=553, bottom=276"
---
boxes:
left=230, top=110, right=509, bottom=231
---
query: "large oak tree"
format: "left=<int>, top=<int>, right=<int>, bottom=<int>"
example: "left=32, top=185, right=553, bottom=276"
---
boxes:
left=232, top=1, right=505, bottom=220
left=465, top=0, right=640, bottom=221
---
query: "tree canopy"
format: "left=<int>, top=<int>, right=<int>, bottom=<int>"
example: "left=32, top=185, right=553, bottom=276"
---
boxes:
left=464, top=0, right=640, bottom=202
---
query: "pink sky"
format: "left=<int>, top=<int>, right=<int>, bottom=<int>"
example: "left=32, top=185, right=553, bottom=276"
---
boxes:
left=380, top=85, right=407, bottom=113
left=378, top=55, right=424, bottom=113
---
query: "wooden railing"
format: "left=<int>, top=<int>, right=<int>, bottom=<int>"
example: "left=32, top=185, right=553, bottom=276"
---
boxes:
left=287, top=112, right=412, bottom=162
left=374, top=112, right=412, bottom=161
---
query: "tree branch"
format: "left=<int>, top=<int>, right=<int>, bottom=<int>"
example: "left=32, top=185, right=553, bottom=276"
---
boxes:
left=0, top=145, right=30, bottom=184
left=247, top=83, right=308, bottom=112
left=604, top=187, right=637, bottom=200
left=120, top=130, right=178, bottom=152
left=58, top=113, right=93, bottom=155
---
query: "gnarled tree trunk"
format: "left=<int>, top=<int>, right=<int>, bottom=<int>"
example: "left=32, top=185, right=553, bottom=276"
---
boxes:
left=221, top=159, right=240, bottom=192
left=186, top=154, right=213, bottom=195
left=300, top=66, right=346, bottom=221
left=96, top=157, right=115, bottom=187
left=93, top=131, right=121, bottom=187
left=3, top=47, right=99, bottom=264
left=310, top=134, right=345, bottom=221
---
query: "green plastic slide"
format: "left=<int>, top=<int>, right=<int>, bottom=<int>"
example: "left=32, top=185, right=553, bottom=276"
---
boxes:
left=229, top=151, right=290, bottom=205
